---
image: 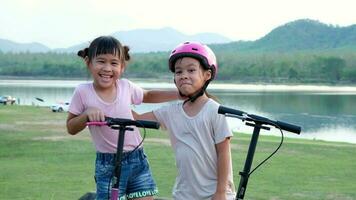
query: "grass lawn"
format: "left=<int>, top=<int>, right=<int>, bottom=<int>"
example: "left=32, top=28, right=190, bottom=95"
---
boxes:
left=0, top=105, right=355, bottom=200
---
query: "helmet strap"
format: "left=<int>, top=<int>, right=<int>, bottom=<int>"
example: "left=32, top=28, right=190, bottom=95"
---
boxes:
left=183, top=80, right=211, bottom=105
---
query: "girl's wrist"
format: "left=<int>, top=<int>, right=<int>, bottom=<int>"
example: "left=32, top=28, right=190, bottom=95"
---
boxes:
left=216, top=187, right=227, bottom=193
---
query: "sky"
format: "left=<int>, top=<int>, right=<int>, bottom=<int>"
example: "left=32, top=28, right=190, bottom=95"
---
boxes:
left=0, top=0, right=355, bottom=49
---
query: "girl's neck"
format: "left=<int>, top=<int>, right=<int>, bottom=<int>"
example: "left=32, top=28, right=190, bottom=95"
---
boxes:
left=182, top=94, right=209, bottom=117
left=93, top=82, right=117, bottom=103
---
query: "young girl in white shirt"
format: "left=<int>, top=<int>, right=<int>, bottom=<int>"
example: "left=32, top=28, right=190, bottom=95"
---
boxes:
left=135, top=42, right=235, bottom=200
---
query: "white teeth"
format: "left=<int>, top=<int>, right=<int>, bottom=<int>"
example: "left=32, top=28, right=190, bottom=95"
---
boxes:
left=100, top=74, right=112, bottom=78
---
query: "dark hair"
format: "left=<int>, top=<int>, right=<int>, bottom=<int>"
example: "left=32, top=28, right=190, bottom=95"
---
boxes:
left=77, top=36, right=130, bottom=66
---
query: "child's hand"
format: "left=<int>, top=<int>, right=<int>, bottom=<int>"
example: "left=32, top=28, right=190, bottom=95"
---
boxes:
left=85, top=107, right=105, bottom=122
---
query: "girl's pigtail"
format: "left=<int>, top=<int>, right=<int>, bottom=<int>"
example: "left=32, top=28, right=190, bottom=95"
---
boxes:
left=77, top=48, right=89, bottom=58
left=123, top=46, right=131, bottom=61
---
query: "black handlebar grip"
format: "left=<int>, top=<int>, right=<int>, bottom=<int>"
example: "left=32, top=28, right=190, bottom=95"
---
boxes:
left=218, top=105, right=245, bottom=116
left=275, top=121, right=301, bottom=134
left=105, top=117, right=160, bottom=130
left=136, top=120, right=160, bottom=129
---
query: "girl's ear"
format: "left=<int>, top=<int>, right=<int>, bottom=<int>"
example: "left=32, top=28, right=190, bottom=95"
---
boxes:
left=204, top=69, right=212, bottom=81
left=84, top=57, right=90, bottom=68
left=120, top=63, right=126, bottom=74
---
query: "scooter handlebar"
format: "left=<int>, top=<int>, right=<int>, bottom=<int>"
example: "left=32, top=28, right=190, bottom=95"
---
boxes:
left=218, top=105, right=245, bottom=116
left=274, top=120, right=301, bottom=135
left=106, top=117, right=160, bottom=129
left=218, top=105, right=301, bottom=134
left=86, top=117, right=160, bottom=130
left=86, top=121, right=107, bottom=126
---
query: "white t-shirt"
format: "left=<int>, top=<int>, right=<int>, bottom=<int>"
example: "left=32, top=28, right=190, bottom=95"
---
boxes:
left=68, top=78, right=144, bottom=153
left=154, top=99, right=235, bottom=200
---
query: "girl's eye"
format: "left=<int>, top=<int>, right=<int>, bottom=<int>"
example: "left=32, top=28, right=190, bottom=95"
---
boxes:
left=188, top=69, right=196, bottom=73
left=112, top=62, right=119, bottom=66
left=175, top=71, right=182, bottom=75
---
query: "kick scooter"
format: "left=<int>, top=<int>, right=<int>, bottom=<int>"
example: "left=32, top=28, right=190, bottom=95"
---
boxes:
left=86, top=117, right=160, bottom=200
left=82, top=107, right=301, bottom=200
left=218, top=105, right=301, bottom=200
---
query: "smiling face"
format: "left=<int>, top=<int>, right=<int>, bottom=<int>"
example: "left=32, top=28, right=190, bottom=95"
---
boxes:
left=86, top=53, right=124, bottom=90
left=174, top=57, right=211, bottom=96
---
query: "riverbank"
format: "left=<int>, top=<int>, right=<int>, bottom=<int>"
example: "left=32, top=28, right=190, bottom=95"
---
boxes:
left=2, top=78, right=356, bottom=93
left=1, top=75, right=356, bottom=87
left=1, top=105, right=355, bottom=199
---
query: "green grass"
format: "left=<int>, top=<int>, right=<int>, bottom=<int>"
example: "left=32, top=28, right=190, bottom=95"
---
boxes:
left=1, top=105, right=356, bottom=200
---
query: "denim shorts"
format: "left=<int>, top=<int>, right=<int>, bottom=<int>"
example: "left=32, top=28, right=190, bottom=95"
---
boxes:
left=95, top=148, right=158, bottom=200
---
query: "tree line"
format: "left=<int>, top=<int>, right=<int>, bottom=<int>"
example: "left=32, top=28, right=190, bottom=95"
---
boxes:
left=0, top=50, right=355, bottom=84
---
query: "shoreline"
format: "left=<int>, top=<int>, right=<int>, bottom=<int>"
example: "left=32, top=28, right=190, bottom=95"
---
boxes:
left=1, top=75, right=356, bottom=87
left=2, top=78, right=356, bottom=93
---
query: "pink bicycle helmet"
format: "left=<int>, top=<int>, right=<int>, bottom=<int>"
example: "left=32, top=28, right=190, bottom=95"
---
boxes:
left=169, top=41, right=218, bottom=78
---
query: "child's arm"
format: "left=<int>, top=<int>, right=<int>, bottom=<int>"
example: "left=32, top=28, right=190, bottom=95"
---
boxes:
left=66, top=107, right=105, bottom=135
left=132, top=110, right=158, bottom=122
left=213, top=138, right=232, bottom=200
left=66, top=112, right=87, bottom=135
left=143, top=90, right=179, bottom=103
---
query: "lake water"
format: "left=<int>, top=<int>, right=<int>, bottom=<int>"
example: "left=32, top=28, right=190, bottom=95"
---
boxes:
left=1, top=79, right=356, bottom=144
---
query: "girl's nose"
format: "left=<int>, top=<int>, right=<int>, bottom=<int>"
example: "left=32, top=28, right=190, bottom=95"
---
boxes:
left=180, top=71, right=188, bottom=79
left=102, top=63, right=112, bottom=71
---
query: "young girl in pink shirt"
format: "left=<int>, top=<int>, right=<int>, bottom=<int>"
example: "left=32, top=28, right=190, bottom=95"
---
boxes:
left=66, top=36, right=177, bottom=200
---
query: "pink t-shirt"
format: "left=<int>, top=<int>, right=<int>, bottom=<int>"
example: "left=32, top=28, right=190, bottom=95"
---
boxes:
left=69, top=78, right=144, bottom=153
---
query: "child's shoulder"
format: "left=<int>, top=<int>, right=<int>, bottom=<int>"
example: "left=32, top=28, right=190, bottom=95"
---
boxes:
left=202, top=99, right=222, bottom=116
left=118, top=78, right=128, bottom=83
left=157, top=101, right=181, bottom=112
left=206, top=98, right=220, bottom=109
left=75, top=82, right=92, bottom=91
left=117, top=78, right=137, bottom=88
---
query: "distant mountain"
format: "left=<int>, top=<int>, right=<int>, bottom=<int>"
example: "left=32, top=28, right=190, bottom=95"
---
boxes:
left=2, top=19, right=356, bottom=54
left=0, top=28, right=231, bottom=53
left=253, top=19, right=356, bottom=51
left=56, top=43, right=88, bottom=54
left=0, top=39, right=50, bottom=53
left=115, top=27, right=231, bottom=52
left=211, top=19, right=356, bottom=52
left=62, top=27, right=232, bottom=53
